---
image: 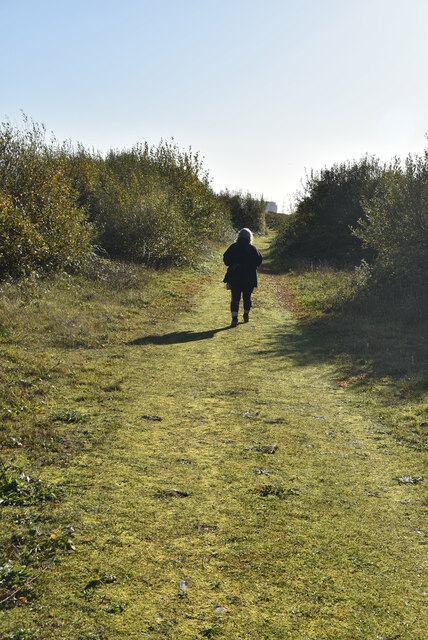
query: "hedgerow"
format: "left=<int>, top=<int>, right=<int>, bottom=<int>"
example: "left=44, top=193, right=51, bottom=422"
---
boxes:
left=0, top=118, right=231, bottom=278
left=274, top=157, right=384, bottom=267
left=64, top=141, right=229, bottom=266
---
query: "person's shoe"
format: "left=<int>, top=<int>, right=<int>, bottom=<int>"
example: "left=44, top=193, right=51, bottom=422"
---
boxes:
left=243, top=313, right=249, bottom=323
left=231, top=317, right=238, bottom=327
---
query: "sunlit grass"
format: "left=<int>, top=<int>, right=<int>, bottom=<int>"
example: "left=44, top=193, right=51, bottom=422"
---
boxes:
left=1, top=236, right=427, bottom=639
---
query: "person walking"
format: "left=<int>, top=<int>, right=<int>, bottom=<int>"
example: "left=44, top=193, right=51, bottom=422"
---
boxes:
left=223, top=228, right=263, bottom=327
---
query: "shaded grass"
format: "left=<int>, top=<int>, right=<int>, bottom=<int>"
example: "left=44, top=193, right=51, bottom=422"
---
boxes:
left=265, top=258, right=428, bottom=451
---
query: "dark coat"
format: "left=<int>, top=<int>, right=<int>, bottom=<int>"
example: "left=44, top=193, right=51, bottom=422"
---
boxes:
left=223, top=239, right=263, bottom=288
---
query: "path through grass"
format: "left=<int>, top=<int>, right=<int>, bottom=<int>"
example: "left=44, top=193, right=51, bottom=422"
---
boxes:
left=1, top=236, right=427, bottom=639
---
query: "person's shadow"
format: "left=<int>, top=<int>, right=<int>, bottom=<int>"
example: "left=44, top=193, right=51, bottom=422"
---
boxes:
left=128, top=326, right=233, bottom=346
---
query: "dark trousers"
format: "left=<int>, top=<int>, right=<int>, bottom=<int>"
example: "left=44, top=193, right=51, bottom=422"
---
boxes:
left=230, top=285, right=253, bottom=313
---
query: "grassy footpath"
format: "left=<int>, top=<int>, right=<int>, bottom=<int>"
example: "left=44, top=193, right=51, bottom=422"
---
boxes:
left=1, top=236, right=427, bottom=639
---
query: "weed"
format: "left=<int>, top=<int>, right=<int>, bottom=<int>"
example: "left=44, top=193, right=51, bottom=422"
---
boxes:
left=194, top=524, right=217, bottom=532
left=5, top=629, right=37, bottom=640
left=254, top=484, right=297, bottom=498
left=200, top=626, right=219, bottom=638
left=50, top=409, right=88, bottom=424
left=0, top=468, right=59, bottom=506
left=105, top=601, right=124, bottom=614
left=253, top=443, right=278, bottom=454
left=0, top=561, right=31, bottom=593
left=83, top=574, right=117, bottom=592
left=0, top=526, right=75, bottom=608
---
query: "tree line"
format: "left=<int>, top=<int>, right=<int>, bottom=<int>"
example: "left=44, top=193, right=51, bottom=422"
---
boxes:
left=2, top=115, right=426, bottom=308
left=0, top=117, right=265, bottom=278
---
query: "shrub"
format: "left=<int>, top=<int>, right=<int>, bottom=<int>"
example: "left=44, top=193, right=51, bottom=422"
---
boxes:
left=265, top=210, right=288, bottom=231
left=218, top=190, right=266, bottom=232
left=1, top=117, right=269, bottom=276
left=274, top=157, right=384, bottom=267
left=0, top=119, right=92, bottom=278
left=63, top=140, right=230, bottom=267
left=354, top=150, right=428, bottom=289
left=274, top=147, right=427, bottom=314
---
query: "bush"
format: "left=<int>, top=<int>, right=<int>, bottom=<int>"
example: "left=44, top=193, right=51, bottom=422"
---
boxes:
left=354, top=150, right=428, bottom=290
left=265, top=210, right=288, bottom=231
left=274, top=147, right=427, bottom=314
left=61, top=140, right=229, bottom=267
left=0, top=118, right=231, bottom=277
left=218, top=190, right=265, bottom=232
left=0, top=119, right=92, bottom=277
left=274, top=157, right=384, bottom=267
left=88, top=142, right=228, bottom=266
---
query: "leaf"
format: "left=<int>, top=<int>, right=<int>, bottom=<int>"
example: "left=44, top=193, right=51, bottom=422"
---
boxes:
left=156, top=488, right=189, bottom=499
left=253, top=444, right=278, bottom=454
left=83, top=573, right=116, bottom=591
left=398, top=476, right=423, bottom=484
left=83, top=576, right=102, bottom=590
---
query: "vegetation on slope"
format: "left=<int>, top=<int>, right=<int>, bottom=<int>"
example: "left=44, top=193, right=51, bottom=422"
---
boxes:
left=0, top=254, right=214, bottom=628
left=276, top=264, right=428, bottom=452
left=0, top=119, right=92, bottom=277
left=273, top=156, right=385, bottom=266
left=268, top=148, right=428, bottom=416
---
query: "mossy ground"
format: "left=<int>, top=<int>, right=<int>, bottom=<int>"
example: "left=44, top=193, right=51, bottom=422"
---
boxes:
left=1, top=236, right=427, bottom=639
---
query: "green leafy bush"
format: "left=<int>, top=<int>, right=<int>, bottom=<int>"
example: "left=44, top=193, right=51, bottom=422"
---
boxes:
left=218, top=190, right=266, bottom=232
left=63, top=140, right=229, bottom=266
left=274, top=157, right=383, bottom=267
left=0, top=119, right=92, bottom=277
left=354, top=150, right=428, bottom=289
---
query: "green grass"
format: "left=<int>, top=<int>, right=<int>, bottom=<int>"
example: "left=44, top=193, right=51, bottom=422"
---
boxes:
left=0, top=253, right=214, bottom=622
left=1, top=236, right=427, bottom=639
left=277, top=260, right=428, bottom=452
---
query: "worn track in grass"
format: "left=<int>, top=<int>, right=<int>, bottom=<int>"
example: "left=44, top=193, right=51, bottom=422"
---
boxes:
left=2, top=236, right=427, bottom=639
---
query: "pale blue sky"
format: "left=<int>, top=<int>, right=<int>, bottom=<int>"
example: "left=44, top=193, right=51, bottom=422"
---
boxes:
left=1, top=0, right=427, bottom=210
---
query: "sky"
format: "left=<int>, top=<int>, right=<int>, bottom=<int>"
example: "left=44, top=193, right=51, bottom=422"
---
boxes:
left=1, top=0, right=427, bottom=211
